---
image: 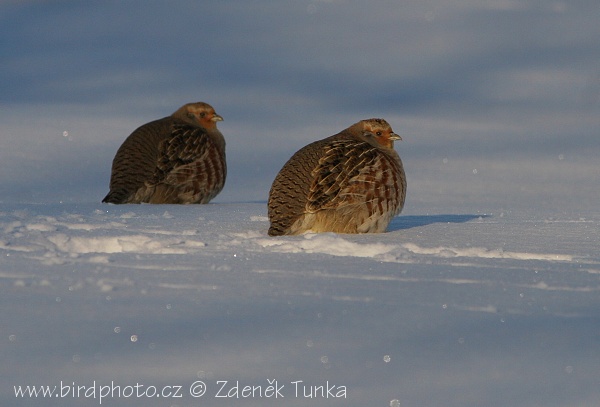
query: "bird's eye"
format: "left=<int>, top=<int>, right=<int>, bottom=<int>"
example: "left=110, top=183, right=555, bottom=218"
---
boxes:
left=199, top=112, right=206, bottom=118
left=376, top=131, right=382, bottom=136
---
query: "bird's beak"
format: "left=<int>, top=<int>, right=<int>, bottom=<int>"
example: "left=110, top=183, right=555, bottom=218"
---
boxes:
left=390, top=133, right=402, bottom=141
left=212, top=114, right=224, bottom=122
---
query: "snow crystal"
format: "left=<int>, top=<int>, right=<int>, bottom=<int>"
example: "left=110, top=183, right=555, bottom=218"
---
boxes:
left=401, top=242, right=574, bottom=261
left=24, top=223, right=57, bottom=232
left=257, top=233, right=396, bottom=258
left=250, top=215, right=269, bottom=221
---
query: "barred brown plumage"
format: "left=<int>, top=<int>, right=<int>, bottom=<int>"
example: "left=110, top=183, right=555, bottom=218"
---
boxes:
left=268, top=118, right=406, bottom=235
left=102, top=102, right=226, bottom=204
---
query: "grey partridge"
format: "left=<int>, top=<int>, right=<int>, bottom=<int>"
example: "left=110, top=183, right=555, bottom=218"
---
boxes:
left=103, top=102, right=226, bottom=204
left=268, top=118, right=406, bottom=236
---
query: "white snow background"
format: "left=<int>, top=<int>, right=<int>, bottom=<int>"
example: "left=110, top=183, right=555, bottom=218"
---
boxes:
left=1, top=1, right=600, bottom=407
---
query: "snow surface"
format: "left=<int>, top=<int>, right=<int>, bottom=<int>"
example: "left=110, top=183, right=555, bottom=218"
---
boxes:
left=2, top=200, right=599, bottom=407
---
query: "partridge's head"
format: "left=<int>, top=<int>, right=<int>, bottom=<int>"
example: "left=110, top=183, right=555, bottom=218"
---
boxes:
left=353, top=118, right=401, bottom=149
left=173, top=102, right=223, bottom=130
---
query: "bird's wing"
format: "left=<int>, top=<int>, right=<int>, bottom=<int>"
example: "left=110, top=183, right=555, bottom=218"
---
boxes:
left=149, top=123, right=226, bottom=203
left=307, top=139, right=380, bottom=212
left=103, top=118, right=173, bottom=203
left=152, top=123, right=213, bottom=184
left=267, top=138, right=330, bottom=234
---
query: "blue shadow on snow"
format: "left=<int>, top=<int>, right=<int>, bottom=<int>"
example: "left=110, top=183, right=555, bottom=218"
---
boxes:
left=388, top=214, right=491, bottom=232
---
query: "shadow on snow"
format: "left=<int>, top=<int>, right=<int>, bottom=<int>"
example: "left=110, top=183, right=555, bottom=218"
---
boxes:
left=388, top=214, right=491, bottom=232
